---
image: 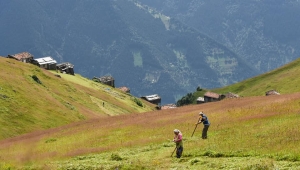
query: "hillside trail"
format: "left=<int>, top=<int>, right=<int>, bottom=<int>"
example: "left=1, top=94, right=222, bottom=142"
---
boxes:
left=90, top=96, right=117, bottom=116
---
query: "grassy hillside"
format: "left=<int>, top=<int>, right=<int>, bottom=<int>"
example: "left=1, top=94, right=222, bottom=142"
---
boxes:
left=0, top=92, right=299, bottom=169
left=213, top=57, right=300, bottom=96
left=0, top=57, right=156, bottom=140
left=178, top=57, right=300, bottom=105
left=0, top=56, right=300, bottom=169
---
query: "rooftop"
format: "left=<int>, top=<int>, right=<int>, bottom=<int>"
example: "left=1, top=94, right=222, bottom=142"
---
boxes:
left=8, top=52, right=33, bottom=60
left=57, top=62, right=74, bottom=68
left=204, top=91, right=220, bottom=99
left=34, top=56, right=57, bottom=65
left=142, top=94, right=161, bottom=101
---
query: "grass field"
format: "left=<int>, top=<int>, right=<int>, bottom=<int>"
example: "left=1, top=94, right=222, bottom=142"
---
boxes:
left=0, top=57, right=156, bottom=140
left=1, top=57, right=300, bottom=169
left=0, top=93, right=299, bottom=169
left=213, top=57, right=300, bottom=97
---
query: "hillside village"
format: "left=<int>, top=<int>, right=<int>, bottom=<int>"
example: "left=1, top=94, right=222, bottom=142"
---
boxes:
left=3, top=51, right=282, bottom=110
left=3, top=52, right=168, bottom=107
left=6, top=52, right=75, bottom=75
left=0, top=55, right=159, bottom=135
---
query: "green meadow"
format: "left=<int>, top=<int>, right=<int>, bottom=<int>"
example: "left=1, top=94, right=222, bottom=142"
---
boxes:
left=213, top=57, right=300, bottom=96
left=0, top=57, right=300, bottom=169
left=0, top=57, right=156, bottom=140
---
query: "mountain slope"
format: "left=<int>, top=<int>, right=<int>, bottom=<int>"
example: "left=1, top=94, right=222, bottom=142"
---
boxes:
left=0, top=0, right=259, bottom=104
left=177, top=56, right=300, bottom=105
left=0, top=57, right=156, bottom=140
left=138, top=0, right=300, bottom=73
left=213, top=57, right=300, bottom=97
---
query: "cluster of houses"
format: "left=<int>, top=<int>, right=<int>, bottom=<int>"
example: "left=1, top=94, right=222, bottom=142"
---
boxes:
left=4, top=51, right=140, bottom=95
left=91, top=75, right=162, bottom=106
left=4, top=51, right=281, bottom=110
left=6, top=52, right=75, bottom=75
left=196, top=90, right=280, bottom=104
left=196, top=91, right=239, bottom=104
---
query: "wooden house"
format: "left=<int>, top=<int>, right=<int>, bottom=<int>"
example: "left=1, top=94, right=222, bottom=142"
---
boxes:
left=141, top=94, right=161, bottom=105
left=32, top=56, right=57, bottom=70
left=7, top=52, right=34, bottom=63
left=204, top=91, right=220, bottom=102
left=93, top=76, right=115, bottom=87
left=196, top=97, right=205, bottom=104
left=265, top=90, right=280, bottom=96
left=161, top=104, right=177, bottom=109
left=118, top=86, right=130, bottom=93
left=224, top=92, right=239, bottom=98
left=56, top=62, right=75, bottom=75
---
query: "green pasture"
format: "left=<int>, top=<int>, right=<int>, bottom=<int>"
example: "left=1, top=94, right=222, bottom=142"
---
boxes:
left=0, top=93, right=299, bottom=169
left=214, top=57, right=300, bottom=96
left=0, top=58, right=156, bottom=140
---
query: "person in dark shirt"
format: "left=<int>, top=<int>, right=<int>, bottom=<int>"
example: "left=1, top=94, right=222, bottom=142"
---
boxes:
left=196, top=112, right=210, bottom=139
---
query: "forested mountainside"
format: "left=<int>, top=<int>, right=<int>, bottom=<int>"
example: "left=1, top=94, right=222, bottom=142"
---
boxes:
left=0, top=0, right=259, bottom=104
left=138, top=0, right=300, bottom=73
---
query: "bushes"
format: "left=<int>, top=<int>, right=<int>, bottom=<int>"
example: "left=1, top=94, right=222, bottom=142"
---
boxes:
left=176, top=93, right=195, bottom=106
left=176, top=87, right=205, bottom=106
left=110, top=153, right=122, bottom=161
left=32, top=75, right=42, bottom=84
left=133, top=97, right=143, bottom=107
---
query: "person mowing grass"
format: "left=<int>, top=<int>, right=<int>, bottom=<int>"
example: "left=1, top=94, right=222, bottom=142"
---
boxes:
left=195, top=112, right=210, bottom=139
left=173, top=129, right=183, bottom=158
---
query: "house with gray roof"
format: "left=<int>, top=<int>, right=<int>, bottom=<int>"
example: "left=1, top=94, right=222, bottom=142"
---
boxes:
left=56, top=62, right=75, bottom=75
left=265, top=90, right=280, bottom=96
left=32, top=56, right=57, bottom=70
left=92, top=75, right=115, bottom=87
left=141, top=94, right=161, bottom=105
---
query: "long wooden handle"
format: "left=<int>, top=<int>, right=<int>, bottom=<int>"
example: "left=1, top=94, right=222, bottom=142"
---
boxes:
left=191, top=124, right=198, bottom=137
left=171, top=146, right=177, bottom=157
left=191, top=116, right=202, bottom=137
